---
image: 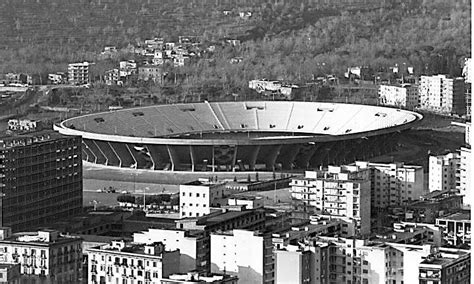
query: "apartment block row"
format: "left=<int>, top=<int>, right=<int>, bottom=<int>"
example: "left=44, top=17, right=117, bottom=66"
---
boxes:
left=289, top=161, right=425, bottom=236
left=275, top=237, right=470, bottom=284
left=378, top=73, right=470, bottom=116
left=428, top=122, right=471, bottom=207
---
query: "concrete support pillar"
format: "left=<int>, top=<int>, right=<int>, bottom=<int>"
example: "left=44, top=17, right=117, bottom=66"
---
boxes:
left=189, top=145, right=196, bottom=172
left=232, top=145, right=238, bottom=172
left=109, top=142, right=122, bottom=167
left=167, top=145, right=179, bottom=171
left=301, top=144, right=321, bottom=169
left=277, top=144, right=302, bottom=170
left=265, top=145, right=282, bottom=170
left=145, top=145, right=155, bottom=170
left=249, top=145, right=260, bottom=171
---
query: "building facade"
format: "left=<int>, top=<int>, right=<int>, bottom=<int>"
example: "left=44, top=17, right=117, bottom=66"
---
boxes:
left=418, top=248, right=470, bottom=284
left=179, top=180, right=226, bottom=218
left=274, top=245, right=311, bottom=284
left=290, top=166, right=371, bottom=236
left=0, top=131, right=82, bottom=232
left=419, top=75, right=466, bottom=115
left=0, top=228, right=82, bottom=284
left=454, top=122, right=471, bottom=207
left=436, top=211, right=471, bottom=247
left=68, top=62, right=91, bottom=85
left=87, top=240, right=179, bottom=284
left=133, top=228, right=208, bottom=273
left=429, top=153, right=459, bottom=192
left=378, top=83, right=419, bottom=109
left=210, top=230, right=274, bottom=284
left=7, top=119, right=40, bottom=132
left=279, top=236, right=470, bottom=284
left=138, top=66, right=163, bottom=83
left=355, top=161, right=424, bottom=208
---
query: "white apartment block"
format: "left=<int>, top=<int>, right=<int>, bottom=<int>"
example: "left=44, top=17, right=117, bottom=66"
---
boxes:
left=463, top=58, right=473, bottom=84
left=428, top=153, right=459, bottom=192
left=419, top=75, right=466, bottom=115
left=290, top=166, right=371, bottom=236
left=179, top=180, right=226, bottom=218
left=0, top=228, right=82, bottom=283
left=378, top=83, right=419, bottom=109
left=355, top=161, right=424, bottom=208
left=119, top=60, right=137, bottom=77
left=7, top=119, right=39, bottom=131
left=307, top=237, right=434, bottom=284
left=68, top=62, right=91, bottom=85
left=458, top=147, right=471, bottom=207
left=133, top=228, right=208, bottom=273
left=87, top=240, right=179, bottom=284
left=210, top=230, right=274, bottom=284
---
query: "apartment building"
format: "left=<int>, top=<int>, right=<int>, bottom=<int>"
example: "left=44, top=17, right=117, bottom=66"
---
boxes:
left=87, top=240, right=179, bottom=284
left=119, top=60, right=138, bottom=78
left=138, top=65, right=163, bottom=83
left=7, top=119, right=40, bottom=132
left=274, top=235, right=471, bottom=284
left=210, top=230, right=274, bottom=284
left=274, top=245, right=311, bottom=284
left=133, top=228, right=208, bottom=273
left=104, top=69, right=120, bottom=86
left=378, top=83, right=419, bottom=109
left=455, top=122, right=471, bottom=207
left=0, top=228, right=82, bottom=284
left=428, top=153, right=459, bottom=192
left=406, top=190, right=463, bottom=223
left=419, top=75, right=466, bottom=115
left=290, top=166, right=371, bottom=236
left=418, top=248, right=470, bottom=284
left=68, top=62, right=91, bottom=85
left=458, top=147, right=471, bottom=206
left=436, top=211, right=471, bottom=247
left=179, top=180, right=226, bottom=218
left=354, top=161, right=424, bottom=208
left=0, top=131, right=82, bottom=232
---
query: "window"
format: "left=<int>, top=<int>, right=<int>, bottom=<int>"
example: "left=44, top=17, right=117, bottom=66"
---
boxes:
left=182, top=192, right=185, bottom=196
left=189, top=193, right=192, bottom=196
left=196, top=193, right=200, bottom=197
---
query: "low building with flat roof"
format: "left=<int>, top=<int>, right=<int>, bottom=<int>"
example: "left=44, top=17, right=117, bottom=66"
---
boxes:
left=436, top=211, right=471, bottom=247
left=418, top=248, right=470, bottom=284
left=175, top=207, right=265, bottom=233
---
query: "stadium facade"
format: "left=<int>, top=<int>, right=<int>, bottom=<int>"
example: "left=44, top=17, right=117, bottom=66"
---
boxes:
left=53, top=101, right=422, bottom=172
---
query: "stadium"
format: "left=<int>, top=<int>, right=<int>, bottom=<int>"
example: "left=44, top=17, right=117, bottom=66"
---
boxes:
left=54, top=101, right=422, bottom=172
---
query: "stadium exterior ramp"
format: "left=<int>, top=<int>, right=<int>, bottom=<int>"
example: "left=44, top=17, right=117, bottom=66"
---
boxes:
left=53, top=101, right=422, bottom=172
